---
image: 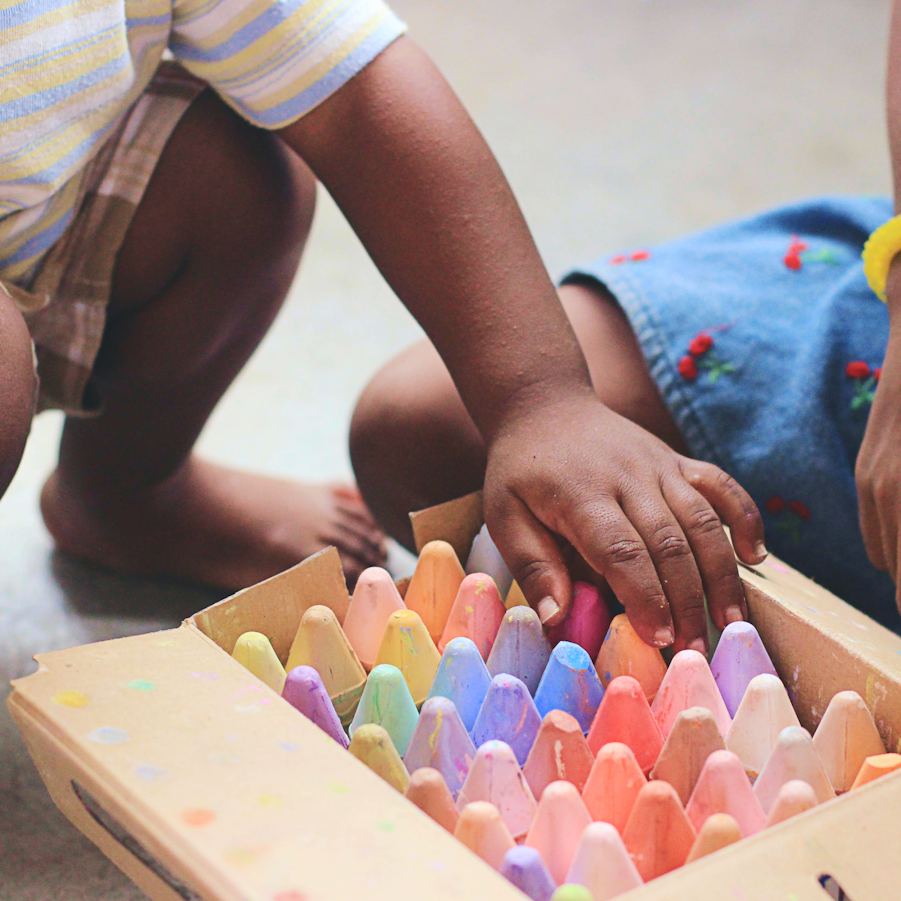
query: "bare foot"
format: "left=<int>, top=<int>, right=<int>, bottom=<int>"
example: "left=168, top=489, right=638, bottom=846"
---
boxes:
left=40, top=456, right=387, bottom=590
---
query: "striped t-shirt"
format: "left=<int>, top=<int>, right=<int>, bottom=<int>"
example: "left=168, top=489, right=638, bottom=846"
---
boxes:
left=0, top=0, right=406, bottom=284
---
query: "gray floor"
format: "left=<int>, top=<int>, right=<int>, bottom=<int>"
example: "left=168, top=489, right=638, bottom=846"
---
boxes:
left=0, top=0, right=892, bottom=897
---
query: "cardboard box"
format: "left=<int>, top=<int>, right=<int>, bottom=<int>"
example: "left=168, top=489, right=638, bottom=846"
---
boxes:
left=9, top=491, right=901, bottom=901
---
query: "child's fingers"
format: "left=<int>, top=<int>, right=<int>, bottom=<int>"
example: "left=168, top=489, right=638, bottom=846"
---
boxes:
left=564, top=499, right=675, bottom=648
left=619, top=488, right=708, bottom=653
left=680, top=459, right=766, bottom=564
left=856, top=482, right=888, bottom=572
left=662, top=476, right=748, bottom=633
left=486, top=496, right=573, bottom=627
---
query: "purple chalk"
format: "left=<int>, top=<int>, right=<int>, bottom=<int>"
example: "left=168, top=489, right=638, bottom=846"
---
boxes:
left=282, top=665, right=349, bottom=748
left=500, top=846, right=557, bottom=901
left=709, top=622, right=779, bottom=717
left=472, top=673, right=542, bottom=765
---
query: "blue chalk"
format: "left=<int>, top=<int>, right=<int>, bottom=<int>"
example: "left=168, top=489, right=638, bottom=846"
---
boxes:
left=427, top=637, right=492, bottom=732
left=466, top=524, right=514, bottom=599
left=403, top=696, right=476, bottom=797
left=486, top=606, right=551, bottom=695
left=471, top=673, right=542, bottom=765
left=533, top=641, right=605, bottom=733
left=500, top=846, right=557, bottom=901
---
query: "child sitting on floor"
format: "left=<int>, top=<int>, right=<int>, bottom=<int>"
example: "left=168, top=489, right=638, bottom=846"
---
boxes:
left=2, top=0, right=769, bottom=654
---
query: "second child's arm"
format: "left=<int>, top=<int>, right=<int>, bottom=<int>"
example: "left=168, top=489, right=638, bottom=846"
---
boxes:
left=280, top=36, right=766, bottom=650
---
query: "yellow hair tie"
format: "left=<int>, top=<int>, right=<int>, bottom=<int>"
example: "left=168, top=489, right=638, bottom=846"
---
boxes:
left=862, top=213, right=901, bottom=301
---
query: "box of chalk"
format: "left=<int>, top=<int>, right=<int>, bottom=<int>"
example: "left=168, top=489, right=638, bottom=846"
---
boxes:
left=9, top=490, right=901, bottom=901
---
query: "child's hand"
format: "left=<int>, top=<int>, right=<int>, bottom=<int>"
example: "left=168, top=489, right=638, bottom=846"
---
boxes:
left=856, top=267, right=901, bottom=607
left=484, top=391, right=766, bottom=652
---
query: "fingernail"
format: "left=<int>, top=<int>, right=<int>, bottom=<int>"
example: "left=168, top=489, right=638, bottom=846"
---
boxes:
left=688, top=637, right=708, bottom=655
left=653, top=627, right=674, bottom=647
left=537, top=597, right=560, bottom=625
left=754, top=541, right=767, bottom=559
left=724, top=605, right=744, bottom=625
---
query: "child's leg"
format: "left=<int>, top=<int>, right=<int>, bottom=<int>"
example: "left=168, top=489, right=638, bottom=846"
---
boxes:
left=350, top=282, right=686, bottom=549
left=0, top=291, right=38, bottom=494
left=40, top=89, right=385, bottom=588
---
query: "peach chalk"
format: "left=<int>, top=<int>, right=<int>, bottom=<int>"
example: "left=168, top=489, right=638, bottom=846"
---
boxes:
left=753, top=726, right=836, bottom=813
left=454, top=801, right=515, bottom=870
left=438, top=572, right=506, bottom=658
left=581, top=742, right=646, bottom=834
left=285, top=605, right=366, bottom=725
left=622, top=780, right=696, bottom=882
left=231, top=631, right=287, bottom=694
left=685, top=750, right=765, bottom=836
left=373, top=609, right=441, bottom=707
left=347, top=724, right=409, bottom=793
left=725, top=674, right=800, bottom=781
left=764, top=779, right=819, bottom=827
left=547, top=581, right=613, bottom=661
left=525, top=781, right=592, bottom=885
left=851, top=753, right=901, bottom=790
left=685, top=813, right=742, bottom=864
left=650, top=707, right=726, bottom=805
left=523, top=710, right=595, bottom=800
left=457, top=740, right=538, bottom=841
left=595, top=614, right=667, bottom=703
left=565, top=822, right=643, bottom=901
left=587, top=675, right=664, bottom=774
left=651, top=649, right=732, bottom=739
left=404, top=540, right=465, bottom=643
left=812, top=690, right=886, bottom=792
left=343, top=567, right=405, bottom=671
left=405, top=767, right=459, bottom=833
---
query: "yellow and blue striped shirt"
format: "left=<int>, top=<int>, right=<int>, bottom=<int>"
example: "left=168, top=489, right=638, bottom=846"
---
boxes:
left=0, top=0, right=405, bottom=283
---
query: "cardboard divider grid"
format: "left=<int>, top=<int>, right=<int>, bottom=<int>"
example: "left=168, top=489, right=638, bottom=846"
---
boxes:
left=9, top=490, right=901, bottom=901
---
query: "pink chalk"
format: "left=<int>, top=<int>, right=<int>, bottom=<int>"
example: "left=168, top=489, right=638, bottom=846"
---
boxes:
left=548, top=581, right=613, bottom=660
left=685, top=750, right=765, bottom=837
left=651, top=650, right=732, bottom=739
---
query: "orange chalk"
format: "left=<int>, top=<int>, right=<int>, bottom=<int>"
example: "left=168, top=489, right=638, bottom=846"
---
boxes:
left=285, top=605, right=366, bottom=725
left=764, top=779, right=818, bottom=827
left=587, top=676, right=663, bottom=774
left=343, top=567, right=405, bottom=671
left=851, top=753, right=901, bottom=790
left=650, top=707, right=725, bottom=805
left=438, top=573, right=506, bottom=659
left=525, top=781, right=592, bottom=885
left=523, top=710, right=595, bottom=800
left=622, top=780, right=696, bottom=882
left=685, top=750, right=765, bottom=837
left=581, top=742, right=646, bottom=834
left=404, top=540, right=466, bottom=643
left=812, top=691, right=886, bottom=792
left=405, top=767, right=459, bottom=833
left=651, top=650, right=732, bottom=739
left=685, top=813, right=742, bottom=864
left=725, top=674, right=800, bottom=780
left=372, top=609, right=441, bottom=707
left=595, top=614, right=667, bottom=703
left=505, top=580, right=529, bottom=609
left=454, top=801, right=515, bottom=870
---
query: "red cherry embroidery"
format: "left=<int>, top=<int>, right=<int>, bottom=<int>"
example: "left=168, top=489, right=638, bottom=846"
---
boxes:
left=678, top=355, right=699, bottom=380
left=765, top=496, right=786, bottom=514
left=630, top=250, right=651, bottom=262
left=783, top=236, right=808, bottom=270
left=784, top=252, right=802, bottom=270
left=788, top=500, right=811, bottom=520
left=874, top=367, right=882, bottom=381
left=688, top=333, right=714, bottom=356
left=846, top=361, right=871, bottom=379
left=611, top=255, right=626, bottom=265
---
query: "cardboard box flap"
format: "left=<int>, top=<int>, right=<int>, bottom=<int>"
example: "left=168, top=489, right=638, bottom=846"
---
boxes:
left=410, top=491, right=483, bottom=560
left=189, top=547, right=350, bottom=661
left=9, top=627, right=522, bottom=901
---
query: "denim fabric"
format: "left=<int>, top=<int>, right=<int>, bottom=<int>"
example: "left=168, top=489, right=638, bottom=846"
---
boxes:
left=563, top=196, right=899, bottom=631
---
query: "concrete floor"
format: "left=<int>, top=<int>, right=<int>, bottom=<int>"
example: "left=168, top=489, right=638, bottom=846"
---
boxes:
left=0, top=0, right=892, bottom=897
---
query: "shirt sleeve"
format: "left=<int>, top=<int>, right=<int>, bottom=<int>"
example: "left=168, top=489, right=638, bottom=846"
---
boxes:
left=168, top=0, right=407, bottom=129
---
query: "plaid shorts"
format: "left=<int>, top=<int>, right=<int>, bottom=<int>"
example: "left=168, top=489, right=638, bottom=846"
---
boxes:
left=1, top=63, right=205, bottom=416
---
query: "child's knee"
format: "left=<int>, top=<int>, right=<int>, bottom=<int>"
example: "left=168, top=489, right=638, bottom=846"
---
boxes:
left=0, top=291, right=37, bottom=494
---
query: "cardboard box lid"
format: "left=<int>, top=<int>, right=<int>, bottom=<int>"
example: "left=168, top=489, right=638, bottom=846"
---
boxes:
left=9, top=624, right=524, bottom=901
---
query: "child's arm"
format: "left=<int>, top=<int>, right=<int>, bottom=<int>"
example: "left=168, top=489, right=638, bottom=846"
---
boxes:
left=857, top=0, right=901, bottom=610
left=280, top=36, right=766, bottom=650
